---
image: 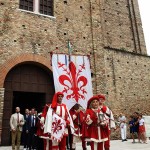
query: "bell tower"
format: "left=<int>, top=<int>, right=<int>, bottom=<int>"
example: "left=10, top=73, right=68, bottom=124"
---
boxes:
left=99, top=0, right=146, bottom=54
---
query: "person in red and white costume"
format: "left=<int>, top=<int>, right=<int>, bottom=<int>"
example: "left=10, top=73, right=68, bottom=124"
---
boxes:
left=85, top=96, right=109, bottom=150
left=36, top=111, right=51, bottom=150
left=98, top=94, right=116, bottom=150
left=40, top=92, right=74, bottom=150
left=69, top=103, right=86, bottom=150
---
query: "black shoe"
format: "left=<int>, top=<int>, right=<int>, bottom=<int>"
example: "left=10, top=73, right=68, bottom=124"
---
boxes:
left=124, top=139, right=127, bottom=141
left=122, top=140, right=124, bottom=142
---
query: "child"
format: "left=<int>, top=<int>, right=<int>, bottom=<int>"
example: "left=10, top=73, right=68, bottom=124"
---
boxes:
left=138, top=114, right=147, bottom=144
left=129, top=115, right=135, bottom=143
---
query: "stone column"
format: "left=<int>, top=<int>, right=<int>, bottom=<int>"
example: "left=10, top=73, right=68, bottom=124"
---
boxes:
left=0, top=88, right=5, bottom=144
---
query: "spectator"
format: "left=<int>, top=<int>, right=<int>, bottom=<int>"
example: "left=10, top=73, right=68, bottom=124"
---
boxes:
left=129, top=115, right=135, bottom=143
left=133, top=112, right=140, bottom=142
left=23, top=108, right=30, bottom=150
left=27, top=108, right=38, bottom=150
left=10, top=107, right=24, bottom=150
left=118, top=113, right=127, bottom=142
left=138, top=114, right=147, bottom=144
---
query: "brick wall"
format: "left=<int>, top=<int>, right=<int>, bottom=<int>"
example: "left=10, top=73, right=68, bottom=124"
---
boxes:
left=104, top=49, right=150, bottom=114
left=0, top=0, right=150, bottom=141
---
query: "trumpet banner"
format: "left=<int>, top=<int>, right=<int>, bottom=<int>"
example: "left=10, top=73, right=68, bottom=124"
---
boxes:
left=52, top=54, right=93, bottom=110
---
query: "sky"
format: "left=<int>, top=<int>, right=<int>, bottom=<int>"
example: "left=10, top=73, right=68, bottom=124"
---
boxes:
left=138, top=0, right=150, bottom=55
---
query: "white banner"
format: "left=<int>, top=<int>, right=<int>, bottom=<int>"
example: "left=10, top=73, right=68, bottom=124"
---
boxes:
left=51, top=114, right=66, bottom=142
left=52, top=54, right=93, bottom=110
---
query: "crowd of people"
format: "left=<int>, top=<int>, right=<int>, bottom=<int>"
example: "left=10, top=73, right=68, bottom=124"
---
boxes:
left=10, top=107, right=41, bottom=150
left=10, top=92, right=116, bottom=150
left=118, top=112, right=147, bottom=144
left=9, top=91, right=148, bottom=150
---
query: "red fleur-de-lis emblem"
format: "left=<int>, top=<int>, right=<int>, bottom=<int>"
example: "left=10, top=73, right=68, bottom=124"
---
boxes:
left=58, top=61, right=88, bottom=102
left=51, top=117, right=63, bottom=134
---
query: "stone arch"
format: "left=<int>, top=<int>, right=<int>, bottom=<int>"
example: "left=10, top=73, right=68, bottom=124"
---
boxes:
left=0, top=53, right=52, bottom=87
left=0, top=53, right=54, bottom=145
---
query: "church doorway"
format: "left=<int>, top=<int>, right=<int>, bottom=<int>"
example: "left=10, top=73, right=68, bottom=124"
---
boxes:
left=1, top=63, right=55, bottom=145
left=12, top=91, right=46, bottom=114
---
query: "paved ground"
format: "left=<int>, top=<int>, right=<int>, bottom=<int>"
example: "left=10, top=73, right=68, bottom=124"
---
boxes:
left=0, top=139, right=149, bottom=150
left=110, top=139, right=149, bottom=150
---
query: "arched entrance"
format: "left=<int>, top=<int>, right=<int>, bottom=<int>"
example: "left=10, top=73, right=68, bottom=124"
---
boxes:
left=1, top=62, right=55, bottom=145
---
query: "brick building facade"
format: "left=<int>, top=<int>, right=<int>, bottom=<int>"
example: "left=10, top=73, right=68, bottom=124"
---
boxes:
left=0, top=0, right=150, bottom=145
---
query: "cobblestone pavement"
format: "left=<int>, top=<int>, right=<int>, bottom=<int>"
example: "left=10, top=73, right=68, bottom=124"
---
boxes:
left=0, top=139, right=149, bottom=150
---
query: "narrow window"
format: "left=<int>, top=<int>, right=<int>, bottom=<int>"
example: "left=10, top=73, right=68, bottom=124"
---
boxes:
left=40, top=0, right=53, bottom=16
left=19, top=0, right=53, bottom=16
left=19, top=0, right=34, bottom=12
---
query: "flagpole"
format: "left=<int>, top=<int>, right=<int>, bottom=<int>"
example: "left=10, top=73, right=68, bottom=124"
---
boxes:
left=68, top=39, right=72, bottom=62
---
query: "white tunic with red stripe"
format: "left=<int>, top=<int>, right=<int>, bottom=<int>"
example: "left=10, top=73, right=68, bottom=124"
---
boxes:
left=43, top=103, right=74, bottom=136
left=41, top=103, right=74, bottom=150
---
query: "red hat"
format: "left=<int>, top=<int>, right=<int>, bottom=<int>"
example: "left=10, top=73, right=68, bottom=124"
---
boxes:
left=51, top=92, right=64, bottom=108
left=97, top=94, right=105, bottom=101
left=87, top=96, right=99, bottom=109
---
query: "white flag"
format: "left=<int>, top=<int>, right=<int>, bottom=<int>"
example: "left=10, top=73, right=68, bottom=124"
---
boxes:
left=51, top=114, right=66, bottom=142
left=52, top=54, right=93, bottom=110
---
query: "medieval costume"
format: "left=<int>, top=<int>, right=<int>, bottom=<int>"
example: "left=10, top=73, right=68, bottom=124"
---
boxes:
left=69, top=104, right=86, bottom=150
left=85, top=96, right=109, bottom=150
left=40, top=92, right=74, bottom=150
left=36, top=113, right=44, bottom=150
left=98, top=94, right=116, bottom=150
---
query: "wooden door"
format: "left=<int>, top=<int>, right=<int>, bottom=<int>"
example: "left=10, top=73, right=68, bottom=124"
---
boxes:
left=1, top=63, right=54, bottom=145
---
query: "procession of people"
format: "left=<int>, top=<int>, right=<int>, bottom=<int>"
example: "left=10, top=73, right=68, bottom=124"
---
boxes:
left=10, top=92, right=117, bottom=150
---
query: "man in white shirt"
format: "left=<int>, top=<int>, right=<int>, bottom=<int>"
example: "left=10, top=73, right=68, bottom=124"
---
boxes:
left=118, top=113, right=127, bottom=142
left=10, top=107, right=24, bottom=150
